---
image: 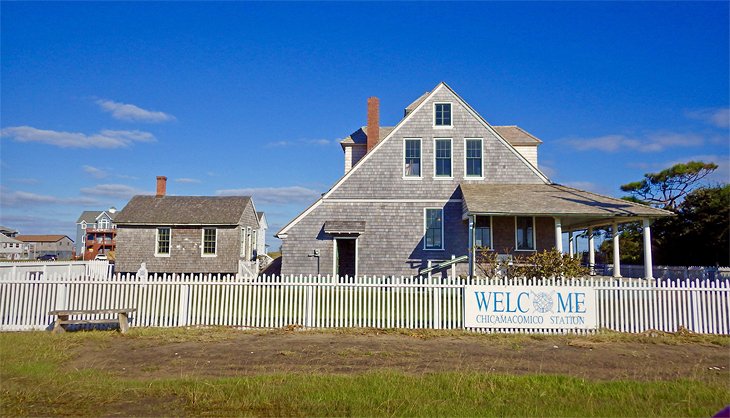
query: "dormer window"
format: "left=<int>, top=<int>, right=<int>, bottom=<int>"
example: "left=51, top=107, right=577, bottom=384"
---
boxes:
left=434, top=103, right=452, bottom=127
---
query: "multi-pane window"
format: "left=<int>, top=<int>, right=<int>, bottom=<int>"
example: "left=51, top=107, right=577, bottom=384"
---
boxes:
left=202, top=228, right=217, bottom=256
left=156, top=227, right=170, bottom=255
left=474, top=216, right=491, bottom=248
left=404, top=139, right=421, bottom=177
left=434, top=139, right=452, bottom=177
left=465, top=139, right=483, bottom=177
left=516, top=217, right=535, bottom=251
left=434, top=103, right=452, bottom=126
left=424, top=208, right=444, bottom=250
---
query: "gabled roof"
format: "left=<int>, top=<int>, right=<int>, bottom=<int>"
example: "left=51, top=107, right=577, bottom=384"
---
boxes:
left=0, top=234, right=22, bottom=244
left=461, top=183, right=672, bottom=218
left=492, top=126, right=542, bottom=146
left=77, top=210, right=117, bottom=223
left=0, top=226, right=18, bottom=235
left=115, top=196, right=252, bottom=225
left=404, top=91, right=430, bottom=116
left=15, top=235, right=72, bottom=243
left=340, top=126, right=396, bottom=147
left=277, top=82, right=549, bottom=237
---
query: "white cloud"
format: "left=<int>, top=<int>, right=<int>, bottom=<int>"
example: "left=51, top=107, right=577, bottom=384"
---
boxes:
left=80, top=184, right=150, bottom=199
left=563, top=132, right=703, bottom=153
left=82, top=165, right=108, bottom=179
left=175, top=178, right=201, bottom=184
left=685, top=107, right=730, bottom=128
left=216, top=186, right=321, bottom=205
left=0, top=214, right=74, bottom=236
left=266, top=139, right=332, bottom=148
left=1, top=126, right=156, bottom=149
left=0, top=187, right=99, bottom=208
left=96, top=99, right=175, bottom=123
left=8, top=177, right=40, bottom=185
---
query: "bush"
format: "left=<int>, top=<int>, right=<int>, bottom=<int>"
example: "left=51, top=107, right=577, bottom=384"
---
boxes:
left=476, top=248, right=588, bottom=278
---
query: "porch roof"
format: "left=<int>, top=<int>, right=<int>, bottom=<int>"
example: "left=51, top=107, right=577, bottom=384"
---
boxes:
left=461, top=183, right=672, bottom=223
left=324, top=220, right=366, bottom=235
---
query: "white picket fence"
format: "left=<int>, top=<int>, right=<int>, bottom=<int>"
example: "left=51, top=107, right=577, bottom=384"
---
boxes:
left=0, top=260, right=112, bottom=280
left=1, top=272, right=728, bottom=335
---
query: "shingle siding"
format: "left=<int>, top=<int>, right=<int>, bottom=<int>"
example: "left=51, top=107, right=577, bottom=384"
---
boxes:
left=115, top=198, right=260, bottom=274
left=328, top=87, right=544, bottom=200
left=281, top=201, right=468, bottom=277
left=280, top=84, right=549, bottom=277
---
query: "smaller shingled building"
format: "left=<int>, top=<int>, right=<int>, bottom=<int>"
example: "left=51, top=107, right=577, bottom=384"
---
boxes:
left=114, top=177, right=261, bottom=275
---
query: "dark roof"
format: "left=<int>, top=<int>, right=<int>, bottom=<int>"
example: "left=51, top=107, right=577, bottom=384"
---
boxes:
left=0, top=225, right=18, bottom=234
left=492, top=126, right=542, bottom=146
left=461, top=183, right=672, bottom=218
left=15, top=235, right=72, bottom=243
left=256, top=211, right=265, bottom=221
left=115, top=196, right=251, bottom=225
left=340, top=126, right=396, bottom=147
left=76, top=210, right=118, bottom=223
left=324, top=220, right=366, bottom=234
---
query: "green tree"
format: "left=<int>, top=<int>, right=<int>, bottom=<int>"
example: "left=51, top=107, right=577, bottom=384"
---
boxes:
left=654, top=185, right=730, bottom=266
left=620, top=161, right=718, bottom=210
left=601, top=161, right=724, bottom=265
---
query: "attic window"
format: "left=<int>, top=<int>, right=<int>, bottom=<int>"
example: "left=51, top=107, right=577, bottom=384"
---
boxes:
left=434, top=103, right=452, bottom=127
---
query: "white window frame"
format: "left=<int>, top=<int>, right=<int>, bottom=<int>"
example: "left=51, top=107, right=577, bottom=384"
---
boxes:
left=433, top=138, right=453, bottom=180
left=252, top=229, right=258, bottom=256
left=433, top=102, right=453, bottom=128
left=474, top=215, right=493, bottom=249
left=246, top=227, right=253, bottom=259
left=402, top=138, right=422, bottom=180
left=332, top=236, right=358, bottom=278
left=423, top=207, right=445, bottom=251
left=201, top=228, right=217, bottom=257
left=514, top=216, right=537, bottom=251
left=155, top=227, right=171, bottom=257
left=240, top=227, right=246, bottom=257
left=464, top=138, right=485, bottom=179
left=99, top=218, right=109, bottom=229
left=80, top=221, right=87, bottom=230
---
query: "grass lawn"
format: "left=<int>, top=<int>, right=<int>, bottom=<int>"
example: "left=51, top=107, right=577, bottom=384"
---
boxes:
left=1, top=329, right=728, bottom=417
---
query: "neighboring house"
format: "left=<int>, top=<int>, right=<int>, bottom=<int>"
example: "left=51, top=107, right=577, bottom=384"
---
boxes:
left=0, top=226, right=19, bottom=238
left=276, top=82, right=671, bottom=278
left=256, top=212, right=268, bottom=257
left=0, top=234, right=23, bottom=260
left=76, top=208, right=118, bottom=260
left=15, top=235, right=75, bottom=260
left=114, top=176, right=262, bottom=275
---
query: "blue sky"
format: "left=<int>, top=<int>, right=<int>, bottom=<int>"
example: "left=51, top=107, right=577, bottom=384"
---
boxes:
left=1, top=2, right=728, bottom=250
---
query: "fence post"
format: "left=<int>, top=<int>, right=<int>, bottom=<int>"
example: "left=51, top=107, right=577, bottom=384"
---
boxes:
left=433, top=276, right=441, bottom=330
left=178, top=284, right=190, bottom=327
left=55, top=282, right=68, bottom=311
left=305, top=279, right=314, bottom=329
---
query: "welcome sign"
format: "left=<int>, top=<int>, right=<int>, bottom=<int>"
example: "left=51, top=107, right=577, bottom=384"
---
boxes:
left=464, top=285, right=597, bottom=329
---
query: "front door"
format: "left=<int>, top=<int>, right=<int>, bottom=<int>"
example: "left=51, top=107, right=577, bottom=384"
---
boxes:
left=335, top=238, right=357, bottom=278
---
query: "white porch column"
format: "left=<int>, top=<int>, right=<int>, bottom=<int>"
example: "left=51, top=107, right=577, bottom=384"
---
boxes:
left=612, top=221, right=621, bottom=278
left=588, top=227, right=595, bottom=275
left=467, top=215, right=475, bottom=278
left=568, top=231, right=574, bottom=258
left=554, top=217, right=563, bottom=253
left=643, top=218, right=654, bottom=280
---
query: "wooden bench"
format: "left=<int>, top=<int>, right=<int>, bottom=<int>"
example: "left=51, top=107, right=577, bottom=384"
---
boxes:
left=48, top=308, right=137, bottom=334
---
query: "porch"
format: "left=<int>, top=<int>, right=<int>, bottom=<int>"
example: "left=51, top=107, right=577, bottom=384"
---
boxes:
left=460, top=183, right=673, bottom=279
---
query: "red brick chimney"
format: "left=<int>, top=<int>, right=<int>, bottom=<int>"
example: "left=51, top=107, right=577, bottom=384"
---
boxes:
left=156, top=176, right=167, bottom=197
left=366, top=97, right=380, bottom=152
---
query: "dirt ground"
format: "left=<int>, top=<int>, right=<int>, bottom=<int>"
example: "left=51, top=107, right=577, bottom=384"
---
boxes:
left=66, top=330, right=730, bottom=383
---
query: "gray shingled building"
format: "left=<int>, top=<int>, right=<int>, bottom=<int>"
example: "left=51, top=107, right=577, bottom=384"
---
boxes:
left=115, top=177, right=261, bottom=275
left=276, top=82, right=671, bottom=279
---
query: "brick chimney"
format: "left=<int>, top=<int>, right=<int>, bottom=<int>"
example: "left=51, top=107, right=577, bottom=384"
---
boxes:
left=366, top=97, right=380, bottom=152
left=156, top=176, right=167, bottom=197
